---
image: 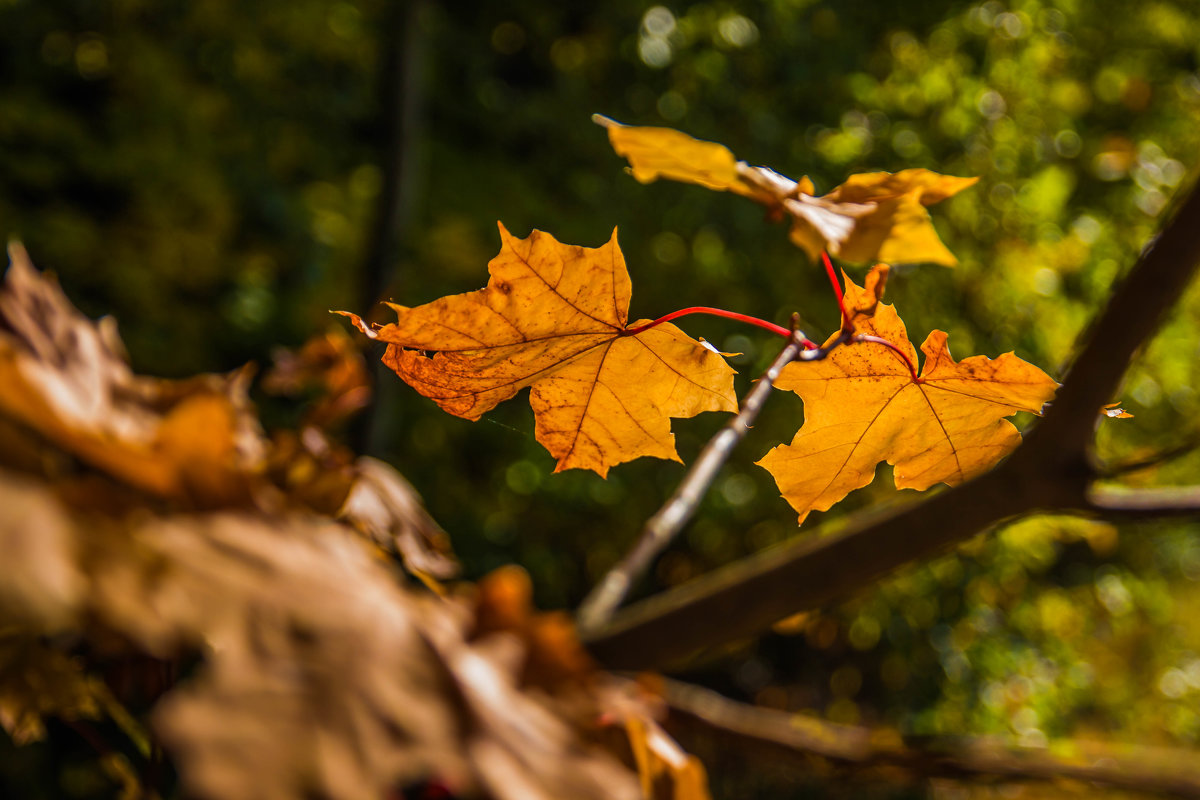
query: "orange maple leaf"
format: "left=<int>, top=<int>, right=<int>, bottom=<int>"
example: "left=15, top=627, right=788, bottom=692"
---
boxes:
left=787, top=170, right=978, bottom=266
left=340, top=224, right=737, bottom=477
left=597, top=117, right=975, bottom=266
left=758, top=266, right=1058, bottom=524
left=597, top=114, right=742, bottom=194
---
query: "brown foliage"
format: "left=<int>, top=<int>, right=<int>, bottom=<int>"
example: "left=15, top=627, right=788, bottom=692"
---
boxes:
left=0, top=246, right=657, bottom=800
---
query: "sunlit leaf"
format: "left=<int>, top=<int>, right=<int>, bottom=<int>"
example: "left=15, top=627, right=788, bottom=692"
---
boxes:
left=759, top=266, right=1058, bottom=523
left=339, top=224, right=737, bottom=477
left=599, top=120, right=975, bottom=266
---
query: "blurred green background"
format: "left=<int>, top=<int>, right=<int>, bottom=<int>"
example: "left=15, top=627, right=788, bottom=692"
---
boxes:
left=3, top=0, right=1200, bottom=797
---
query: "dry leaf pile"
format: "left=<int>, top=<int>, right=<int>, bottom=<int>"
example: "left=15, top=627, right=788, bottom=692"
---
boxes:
left=0, top=245, right=670, bottom=800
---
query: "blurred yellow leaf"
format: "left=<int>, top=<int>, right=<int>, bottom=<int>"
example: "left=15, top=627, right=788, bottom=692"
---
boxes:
left=790, top=169, right=979, bottom=266
left=596, top=115, right=743, bottom=194
left=1102, top=402, right=1134, bottom=419
left=624, top=713, right=712, bottom=800
left=0, top=636, right=102, bottom=744
left=599, top=119, right=975, bottom=266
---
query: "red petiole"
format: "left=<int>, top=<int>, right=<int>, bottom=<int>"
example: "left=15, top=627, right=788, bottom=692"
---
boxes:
left=822, top=252, right=920, bottom=380
left=854, top=334, right=921, bottom=381
left=821, top=252, right=849, bottom=328
left=623, top=307, right=818, bottom=348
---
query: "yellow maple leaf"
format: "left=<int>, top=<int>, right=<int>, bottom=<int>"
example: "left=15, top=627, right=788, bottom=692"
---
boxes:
left=340, top=224, right=737, bottom=477
left=789, top=169, right=979, bottom=266
left=598, top=118, right=974, bottom=266
left=595, top=114, right=748, bottom=196
left=758, top=266, right=1057, bottom=524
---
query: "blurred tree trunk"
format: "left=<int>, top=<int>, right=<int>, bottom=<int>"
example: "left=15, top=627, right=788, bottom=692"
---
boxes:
left=357, top=0, right=429, bottom=455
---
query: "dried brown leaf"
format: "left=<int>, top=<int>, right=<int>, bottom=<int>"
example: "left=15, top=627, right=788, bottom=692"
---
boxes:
left=264, top=328, right=371, bottom=429
left=0, top=245, right=265, bottom=505
left=339, top=455, right=459, bottom=581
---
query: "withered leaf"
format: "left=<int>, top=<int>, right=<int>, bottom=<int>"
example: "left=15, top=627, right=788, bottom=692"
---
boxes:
left=263, top=328, right=371, bottom=429
left=0, top=472, right=638, bottom=800
left=787, top=169, right=979, bottom=266
left=0, top=244, right=264, bottom=505
left=599, top=119, right=975, bottom=266
left=340, top=224, right=737, bottom=477
left=759, top=267, right=1058, bottom=524
left=0, top=246, right=652, bottom=800
left=339, top=455, right=459, bottom=582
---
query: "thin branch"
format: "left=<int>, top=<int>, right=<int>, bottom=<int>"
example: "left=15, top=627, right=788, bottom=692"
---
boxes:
left=583, top=178, right=1200, bottom=671
left=1016, top=177, right=1200, bottom=470
left=1096, top=433, right=1200, bottom=478
left=1086, top=484, right=1200, bottom=519
left=576, top=329, right=848, bottom=633
left=356, top=0, right=429, bottom=456
left=663, top=678, right=1200, bottom=797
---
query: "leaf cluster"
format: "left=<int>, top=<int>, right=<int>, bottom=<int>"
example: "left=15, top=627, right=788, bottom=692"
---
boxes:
left=346, top=122, right=1056, bottom=525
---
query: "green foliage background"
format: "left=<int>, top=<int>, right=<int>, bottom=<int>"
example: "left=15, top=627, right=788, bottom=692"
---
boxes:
left=3, top=0, right=1200, bottom=796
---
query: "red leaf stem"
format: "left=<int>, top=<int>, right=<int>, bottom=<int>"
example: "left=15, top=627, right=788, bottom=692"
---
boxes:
left=624, top=307, right=815, bottom=346
left=821, top=252, right=849, bottom=327
left=854, top=334, right=921, bottom=381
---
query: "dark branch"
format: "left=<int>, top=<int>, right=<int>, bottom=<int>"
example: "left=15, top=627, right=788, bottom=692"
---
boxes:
left=1096, top=433, right=1200, bottom=478
left=1087, top=484, right=1200, bottom=519
left=664, top=678, right=1200, bottom=797
left=584, top=469, right=1034, bottom=669
left=584, top=178, right=1200, bottom=671
left=1015, top=177, right=1200, bottom=470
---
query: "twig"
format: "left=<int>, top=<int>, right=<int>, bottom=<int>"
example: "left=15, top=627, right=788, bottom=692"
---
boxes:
left=576, top=329, right=849, bottom=633
left=355, top=0, right=429, bottom=456
left=663, top=678, right=1200, bottom=797
left=1086, top=484, right=1200, bottom=518
left=1095, top=433, right=1200, bottom=478
left=582, top=177, right=1200, bottom=670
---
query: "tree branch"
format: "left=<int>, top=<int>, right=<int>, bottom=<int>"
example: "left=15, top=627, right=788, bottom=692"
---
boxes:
left=576, top=329, right=843, bottom=633
left=583, top=177, right=1200, bottom=671
left=1015, top=178, right=1200, bottom=470
left=663, top=678, right=1200, bottom=797
left=1086, top=484, right=1200, bottom=519
left=584, top=469, right=1033, bottom=669
left=356, top=0, right=429, bottom=456
left=1095, top=433, right=1200, bottom=478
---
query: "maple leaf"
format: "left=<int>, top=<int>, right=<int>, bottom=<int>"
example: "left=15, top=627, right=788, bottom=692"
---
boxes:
left=596, top=114, right=754, bottom=197
left=340, top=224, right=737, bottom=477
left=598, top=117, right=975, bottom=266
left=787, top=169, right=979, bottom=266
left=758, top=266, right=1058, bottom=524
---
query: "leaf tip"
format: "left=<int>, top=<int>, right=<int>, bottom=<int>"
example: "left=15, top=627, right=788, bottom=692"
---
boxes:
left=333, top=311, right=378, bottom=339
